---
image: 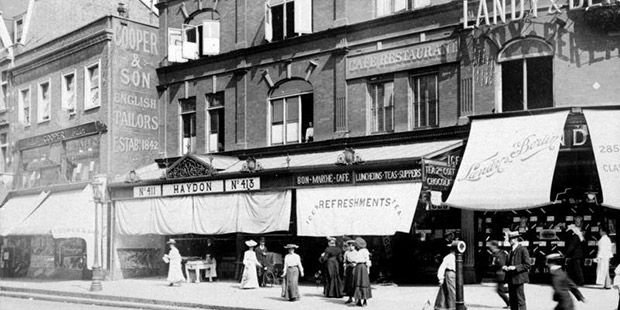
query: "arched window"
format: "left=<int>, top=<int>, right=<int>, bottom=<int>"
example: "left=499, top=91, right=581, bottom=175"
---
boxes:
left=268, top=79, right=314, bottom=145
left=498, top=37, right=554, bottom=112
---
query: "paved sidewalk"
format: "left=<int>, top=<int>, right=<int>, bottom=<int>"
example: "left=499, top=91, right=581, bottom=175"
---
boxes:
left=0, top=278, right=617, bottom=310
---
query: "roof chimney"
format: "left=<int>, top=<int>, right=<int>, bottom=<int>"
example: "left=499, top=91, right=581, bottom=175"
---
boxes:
left=118, top=3, right=128, bottom=18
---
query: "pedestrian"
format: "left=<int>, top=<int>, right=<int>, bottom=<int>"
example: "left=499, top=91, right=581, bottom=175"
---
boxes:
left=241, top=240, right=262, bottom=289
left=546, top=253, right=585, bottom=310
left=613, top=264, right=620, bottom=310
left=204, top=238, right=218, bottom=282
left=352, top=237, right=372, bottom=307
left=163, top=239, right=185, bottom=286
left=503, top=231, right=531, bottom=310
left=319, top=236, right=344, bottom=298
left=256, top=237, right=269, bottom=286
left=281, top=244, right=304, bottom=301
left=489, top=240, right=510, bottom=308
left=594, top=226, right=612, bottom=289
left=565, top=224, right=585, bottom=286
left=434, top=242, right=457, bottom=310
left=343, top=239, right=358, bottom=304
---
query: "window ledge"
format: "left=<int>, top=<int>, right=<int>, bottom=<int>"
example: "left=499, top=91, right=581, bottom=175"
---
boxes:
left=84, top=105, right=101, bottom=112
left=38, top=119, right=51, bottom=124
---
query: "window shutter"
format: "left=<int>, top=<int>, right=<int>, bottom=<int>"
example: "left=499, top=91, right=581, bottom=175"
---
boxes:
left=294, top=0, right=312, bottom=34
left=168, top=28, right=187, bottom=63
left=202, top=20, right=220, bottom=55
left=182, top=24, right=199, bottom=60
left=265, top=2, right=273, bottom=42
left=414, top=0, right=430, bottom=8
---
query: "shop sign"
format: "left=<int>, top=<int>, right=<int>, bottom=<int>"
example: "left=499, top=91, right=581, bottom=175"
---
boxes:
left=133, top=185, right=162, bottom=198
left=424, top=163, right=457, bottom=191
left=560, top=124, right=589, bottom=150
left=162, top=181, right=224, bottom=196
left=295, top=172, right=352, bottom=186
left=225, top=177, right=260, bottom=192
left=463, top=0, right=596, bottom=29
left=17, top=121, right=107, bottom=150
left=346, top=39, right=459, bottom=80
left=354, top=168, right=422, bottom=183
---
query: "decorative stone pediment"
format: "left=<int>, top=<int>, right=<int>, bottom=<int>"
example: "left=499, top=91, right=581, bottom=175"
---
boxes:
left=166, top=154, right=217, bottom=179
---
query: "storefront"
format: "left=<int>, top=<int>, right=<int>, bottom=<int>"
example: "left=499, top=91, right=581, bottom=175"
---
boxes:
left=446, top=107, right=620, bottom=283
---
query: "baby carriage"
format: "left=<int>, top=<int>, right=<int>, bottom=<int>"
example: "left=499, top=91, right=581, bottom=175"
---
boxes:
left=262, top=252, right=283, bottom=287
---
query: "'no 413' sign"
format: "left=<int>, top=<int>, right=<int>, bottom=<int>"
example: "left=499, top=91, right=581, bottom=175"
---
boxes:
left=226, top=177, right=260, bottom=192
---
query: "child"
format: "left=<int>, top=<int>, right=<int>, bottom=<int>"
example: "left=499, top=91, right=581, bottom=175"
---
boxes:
left=546, top=253, right=585, bottom=310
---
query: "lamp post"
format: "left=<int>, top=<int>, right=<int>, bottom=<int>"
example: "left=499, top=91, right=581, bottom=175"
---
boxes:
left=454, top=241, right=467, bottom=310
left=90, top=177, right=103, bottom=292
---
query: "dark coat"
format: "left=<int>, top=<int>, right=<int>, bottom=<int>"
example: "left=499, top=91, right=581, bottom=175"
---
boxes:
left=565, top=234, right=584, bottom=259
left=505, top=245, right=531, bottom=285
left=491, top=249, right=509, bottom=282
left=550, top=268, right=584, bottom=310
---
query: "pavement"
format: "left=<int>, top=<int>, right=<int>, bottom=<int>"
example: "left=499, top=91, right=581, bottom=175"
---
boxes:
left=0, top=277, right=617, bottom=310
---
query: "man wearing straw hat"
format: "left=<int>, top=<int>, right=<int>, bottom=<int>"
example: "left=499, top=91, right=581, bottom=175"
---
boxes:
left=502, top=231, right=531, bottom=310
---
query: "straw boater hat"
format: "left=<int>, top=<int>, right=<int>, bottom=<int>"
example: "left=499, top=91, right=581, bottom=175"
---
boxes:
left=355, top=237, right=367, bottom=249
left=505, top=231, right=521, bottom=239
left=546, top=253, right=564, bottom=265
left=345, top=239, right=356, bottom=245
left=166, top=239, right=176, bottom=245
left=326, top=236, right=336, bottom=242
left=245, top=240, right=258, bottom=247
left=284, top=244, right=299, bottom=249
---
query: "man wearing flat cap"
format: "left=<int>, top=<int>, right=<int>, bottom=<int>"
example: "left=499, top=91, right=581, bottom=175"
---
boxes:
left=502, top=231, right=531, bottom=310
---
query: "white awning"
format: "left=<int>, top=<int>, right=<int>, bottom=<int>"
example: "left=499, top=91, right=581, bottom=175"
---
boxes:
left=296, top=183, right=422, bottom=236
left=446, top=111, right=569, bottom=210
left=0, top=191, right=49, bottom=236
left=583, top=109, right=620, bottom=209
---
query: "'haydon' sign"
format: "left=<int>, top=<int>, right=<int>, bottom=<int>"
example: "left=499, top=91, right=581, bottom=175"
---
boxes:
left=463, top=0, right=599, bottom=29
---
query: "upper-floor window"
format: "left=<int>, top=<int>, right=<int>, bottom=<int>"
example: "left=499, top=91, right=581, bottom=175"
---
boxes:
left=265, top=0, right=312, bottom=42
left=0, top=77, right=7, bottom=111
left=18, top=87, right=31, bottom=126
left=498, top=38, right=554, bottom=112
left=180, top=98, right=197, bottom=154
left=0, top=133, right=8, bottom=173
left=410, top=74, right=438, bottom=129
left=369, top=81, right=394, bottom=133
left=169, top=11, right=220, bottom=62
left=38, top=80, right=51, bottom=122
left=62, top=71, right=76, bottom=113
left=269, top=80, right=313, bottom=145
left=85, top=62, right=101, bottom=110
left=376, top=0, right=430, bottom=17
left=207, top=92, right=225, bottom=153
left=14, top=17, right=23, bottom=43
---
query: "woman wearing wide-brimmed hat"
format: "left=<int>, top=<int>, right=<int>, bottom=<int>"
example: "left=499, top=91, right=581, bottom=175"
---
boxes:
left=352, top=237, right=372, bottom=306
left=163, top=239, right=185, bottom=286
left=435, top=241, right=457, bottom=310
left=281, top=244, right=304, bottom=301
left=343, top=239, right=358, bottom=304
left=241, top=240, right=262, bottom=289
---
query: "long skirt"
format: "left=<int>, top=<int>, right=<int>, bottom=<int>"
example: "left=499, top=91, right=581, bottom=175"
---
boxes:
left=241, top=263, right=259, bottom=289
left=353, top=263, right=372, bottom=301
left=282, top=266, right=301, bottom=300
left=595, top=258, right=611, bottom=287
left=344, top=265, right=356, bottom=297
left=167, top=260, right=185, bottom=284
left=324, top=258, right=344, bottom=297
left=434, top=270, right=456, bottom=310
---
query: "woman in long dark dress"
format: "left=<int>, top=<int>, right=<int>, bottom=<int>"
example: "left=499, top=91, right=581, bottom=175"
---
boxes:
left=352, top=237, right=372, bottom=306
left=343, top=240, right=358, bottom=304
left=435, top=244, right=456, bottom=310
left=319, top=237, right=343, bottom=298
left=281, top=244, right=304, bottom=301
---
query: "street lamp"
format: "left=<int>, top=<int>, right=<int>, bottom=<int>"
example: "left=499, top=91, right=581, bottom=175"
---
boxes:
left=90, top=176, right=104, bottom=292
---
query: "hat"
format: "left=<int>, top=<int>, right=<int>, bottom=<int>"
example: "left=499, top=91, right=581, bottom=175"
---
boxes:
left=345, top=239, right=357, bottom=245
left=326, top=236, right=336, bottom=242
left=505, top=231, right=520, bottom=239
left=284, top=244, right=299, bottom=249
left=546, top=253, right=564, bottom=265
left=245, top=240, right=257, bottom=247
left=355, top=237, right=367, bottom=249
left=342, top=236, right=352, bottom=242
left=166, top=239, right=176, bottom=245
left=259, top=237, right=266, bottom=243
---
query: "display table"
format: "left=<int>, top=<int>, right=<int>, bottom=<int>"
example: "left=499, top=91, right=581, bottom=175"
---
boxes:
left=185, top=260, right=215, bottom=283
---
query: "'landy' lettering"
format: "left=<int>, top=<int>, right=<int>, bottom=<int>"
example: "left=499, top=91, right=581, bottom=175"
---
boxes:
left=459, top=134, right=561, bottom=181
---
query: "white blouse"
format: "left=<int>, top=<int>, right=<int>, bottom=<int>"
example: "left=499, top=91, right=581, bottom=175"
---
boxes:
left=597, top=235, right=613, bottom=259
left=437, top=252, right=456, bottom=281
left=355, top=248, right=372, bottom=267
left=283, top=253, right=304, bottom=276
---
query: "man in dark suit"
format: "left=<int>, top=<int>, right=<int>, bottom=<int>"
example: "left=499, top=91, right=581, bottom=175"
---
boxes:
left=503, top=231, right=531, bottom=310
left=256, top=237, right=269, bottom=286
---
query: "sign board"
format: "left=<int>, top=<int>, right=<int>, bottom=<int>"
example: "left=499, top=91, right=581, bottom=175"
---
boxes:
left=17, top=121, right=106, bottom=150
left=354, top=168, right=422, bottom=183
left=133, top=185, right=162, bottom=198
left=133, top=177, right=261, bottom=198
left=225, top=177, right=260, bottom=192
left=424, top=162, right=457, bottom=191
left=295, top=172, right=353, bottom=186
left=162, top=181, right=224, bottom=196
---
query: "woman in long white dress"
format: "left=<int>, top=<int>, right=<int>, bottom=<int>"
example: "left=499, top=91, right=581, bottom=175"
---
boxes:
left=241, top=240, right=262, bottom=289
left=163, top=239, right=185, bottom=286
left=595, top=227, right=612, bottom=288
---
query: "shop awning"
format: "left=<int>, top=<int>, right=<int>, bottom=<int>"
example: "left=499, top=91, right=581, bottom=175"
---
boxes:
left=0, top=191, right=49, bottom=236
left=4, top=186, right=96, bottom=269
left=445, top=111, right=570, bottom=210
left=116, top=190, right=291, bottom=235
left=296, top=183, right=422, bottom=236
left=584, top=109, right=620, bottom=209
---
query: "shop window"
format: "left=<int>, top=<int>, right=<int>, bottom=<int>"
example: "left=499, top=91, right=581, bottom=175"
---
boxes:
left=61, top=72, right=76, bottom=113
left=37, top=81, right=51, bottom=122
left=269, top=80, right=313, bottom=145
left=207, top=92, right=225, bottom=153
left=501, top=57, right=553, bottom=112
left=369, top=81, right=394, bottom=133
left=376, top=0, right=430, bottom=17
left=410, top=74, right=438, bottom=129
left=84, top=62, right=101, bottom=110
left=170, top=10, right=220, bottom=62
left=18, top=87, right=31, bottom=126
left=180, top=98, right=197, bottom=154
left=265, top=0, right=312, bottom=43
